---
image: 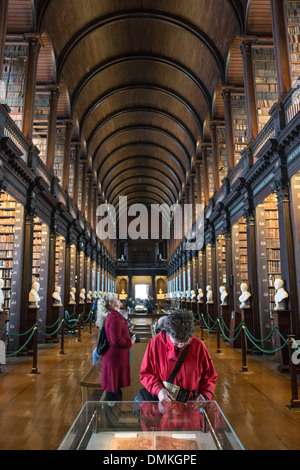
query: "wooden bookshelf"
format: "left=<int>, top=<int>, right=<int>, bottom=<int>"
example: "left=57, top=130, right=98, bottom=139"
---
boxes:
left=285, top=0, right=300, bottom=85
left=264, top=195, right=281, bottom=312
left=54, top=127, right=66, bottom=184
left=68, top=147, right=76, bottom=200
left=232, top=218, right=248, bottom=311
left=206, top=150, right=214, bottom=199
left=256, top=194, right=281, bottom=319
left=0, top=193, right=16, bottom=319
left=252, top=48, right=278, bottom=133
left=32, top=91, right=50, bottom=165
left=231, top=94, right=248, bottom=165
left=1, top=44, right=28, bottom=130
left=55, top=235, right=66, bottom=302
left=32, top=217, right=50, bottom=327
left=217, top=127, right=227, bottom=182
left=216, top=234, right=227, bottom=292
left=70, top=244, right=77, bottom=291
left=206, top=244, right=212, bottom=288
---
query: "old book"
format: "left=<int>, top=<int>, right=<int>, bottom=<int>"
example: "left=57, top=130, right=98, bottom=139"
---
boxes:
left=155, top=436, right=198, bottom=451
left=109, top=436, right=154, bottom=451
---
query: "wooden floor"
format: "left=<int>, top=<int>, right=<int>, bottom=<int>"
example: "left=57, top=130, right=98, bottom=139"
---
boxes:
left=0, top=323, right=300, bottom=451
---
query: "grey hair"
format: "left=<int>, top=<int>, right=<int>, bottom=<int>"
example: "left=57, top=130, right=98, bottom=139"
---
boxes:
left=95, top=293, right=119, bottom=328
left=165, top=310, right=195, bottom=343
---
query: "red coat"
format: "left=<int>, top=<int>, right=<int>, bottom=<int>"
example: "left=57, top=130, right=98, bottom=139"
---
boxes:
left=140, top=331, right=218, bottom=400
left=101, top=309, right=132, bottom=393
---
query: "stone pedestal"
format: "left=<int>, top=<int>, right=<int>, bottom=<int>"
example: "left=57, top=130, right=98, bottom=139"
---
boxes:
left=241, top=307, right=254, bottom=353
left=229, top=310, right=241, bottom=348
left=220, top=305, right=231, bottom=341
left=273, top=309, right=291, bottom=371
left=206, top=302, right=216, bottom=331
left=50, top=305, right=61, bottom=343
left=27, top=306, right=39, bottom=355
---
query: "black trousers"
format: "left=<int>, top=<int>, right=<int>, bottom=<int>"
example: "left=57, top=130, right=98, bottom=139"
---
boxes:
left=105, top=388, right=122, bottom=401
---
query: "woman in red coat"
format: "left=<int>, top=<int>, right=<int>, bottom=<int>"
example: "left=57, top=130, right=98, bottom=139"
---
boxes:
left=140, top=311, right=217, bottom=404
left=96, top=293, right=136, bottom=401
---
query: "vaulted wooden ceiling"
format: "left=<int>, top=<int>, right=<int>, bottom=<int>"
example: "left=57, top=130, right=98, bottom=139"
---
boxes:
left=6, top=0, right=273, bottom=215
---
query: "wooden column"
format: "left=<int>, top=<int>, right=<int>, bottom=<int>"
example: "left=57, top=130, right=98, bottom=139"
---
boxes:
left=87, top=173, right=93, bottom=225
left=181, top=196, right=186, bottom=241
left=273, top=176, right=300, bottom=338
left=62, top=120, right=73, bottom=193
left=243, top=200, right=261, bottom=339
left=202, top=145, right=210, bottom=206
left=93, top=187, right=98, bottom=231
left=81, top=160, right=88, bottom=217
left=0, top=0, right=9, bottom=83
left=20, top=196, right=34, bottom=345
left=46, top=86, right=60, bottom=171
left=195, top=160, right=203, bottom=207
left=224, top=216, right=234, bottom=313
left=270, top=0, right=292, bottom=99
left=222, top=87, right=235, bottom=173
left=46, top=217, right=57, bottom=327
left=190, top=173, right=196, bottom=224
left=23, top=36, right=41, bottom=140
left=240, top=39, right=259, bottom=143
left=210, top=122, right=220, bottom=193
left=72, top=143, right=81, bottom=206
left=64, top=232, right=71, bottom=313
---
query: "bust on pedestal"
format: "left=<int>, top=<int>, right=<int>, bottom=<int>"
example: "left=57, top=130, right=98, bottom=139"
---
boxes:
left=69, top=287, right=76, bottom=305
left=87, top=290, right=92, bottom=303
left=197, top=288, right=204, bottom=303
left=206, top=285, right=213, bottom=304
left=79, top=288, right=86, bottom=304
left=219, top=286, right=228, bottom=306
left=51, top=286, right=62, bottom=342
left=274, top=279, right=289, bottom=311
left=29, top=282, right=40, bottom=309
left=239, top=283, right=252, bottom=309
left=28, top=282, right=40, bottom=354
left=52, top=286, right=62, bottom=307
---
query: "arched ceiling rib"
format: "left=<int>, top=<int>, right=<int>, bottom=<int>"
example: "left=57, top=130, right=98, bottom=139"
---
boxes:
left=18, top=0, right=252, bottom=209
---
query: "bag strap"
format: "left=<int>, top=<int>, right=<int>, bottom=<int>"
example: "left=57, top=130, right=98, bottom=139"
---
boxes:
left=167, top=343, right=191, bottom=384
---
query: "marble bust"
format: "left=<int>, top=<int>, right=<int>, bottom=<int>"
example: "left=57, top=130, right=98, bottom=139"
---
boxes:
left=0, top=278, right=4, bottom=312
left=87, top=290, right=92, bottom=302
left=52, top=286, right=62, bottom=307
left=219, top=286, right=228, bottom=306
left=239, top=283, right=252, bottom=309
left=69, top=287, right=76, bottom=305
left=191, top=290, right=196, bottom=301
left=206, top=285, right=213, bottom=304
left=274, top=279, right=289, bottom=311
left=79, top=288, right=86, bottom=303
left=29, top=282, right=40, bottom=308
left=197, top=288, right=204, bottom=303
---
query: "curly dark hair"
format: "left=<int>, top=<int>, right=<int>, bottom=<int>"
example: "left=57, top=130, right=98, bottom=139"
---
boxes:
left=165, top=310, right=195, bottom=343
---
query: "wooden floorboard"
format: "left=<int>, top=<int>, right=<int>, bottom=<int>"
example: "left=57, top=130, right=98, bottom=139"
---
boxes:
left=0, top=324, right=299, bottom=450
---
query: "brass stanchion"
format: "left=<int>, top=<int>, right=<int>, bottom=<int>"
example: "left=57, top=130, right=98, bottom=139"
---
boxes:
left=30, top=326, right=39, bottom=375
left=287, top=336, right=300, bottom=410
left=201, top=314, right=204, bottom=341
left=60, top=318, right=65, bottom=355
left=77, top=314, right=82, bottom=342
left=216, top=318, right=221, bottom=353
left=240, top=325, right=248, bottom=372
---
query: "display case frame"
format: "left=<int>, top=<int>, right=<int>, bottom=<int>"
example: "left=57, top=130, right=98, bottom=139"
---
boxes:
left=59, top=401, right=244, bottom=451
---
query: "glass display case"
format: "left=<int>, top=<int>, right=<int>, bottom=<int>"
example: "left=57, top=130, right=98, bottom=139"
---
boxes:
left=59, top=401, right=244, bottom=451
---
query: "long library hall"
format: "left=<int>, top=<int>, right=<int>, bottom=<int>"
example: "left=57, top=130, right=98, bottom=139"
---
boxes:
left=0, top=0, right=300, bottom=453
